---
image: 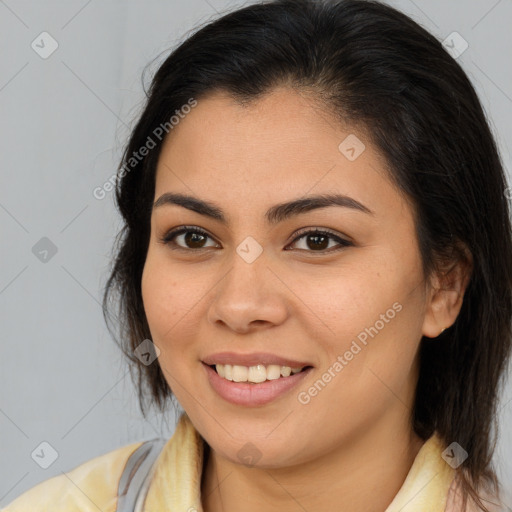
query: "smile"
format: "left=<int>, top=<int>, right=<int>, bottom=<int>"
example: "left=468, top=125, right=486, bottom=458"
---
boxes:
left=202, top=362, right=313, bottom=406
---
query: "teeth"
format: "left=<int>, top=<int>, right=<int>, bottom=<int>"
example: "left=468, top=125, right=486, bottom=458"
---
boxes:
left=214, top=363, right=305, bottom=383
left=280, top=366, right=291, bottom=377
left=266, top=365, right=281, bottom=380
left=248, top=365, right=266, bottom=383
left=232, top=365, right=248, bottom=382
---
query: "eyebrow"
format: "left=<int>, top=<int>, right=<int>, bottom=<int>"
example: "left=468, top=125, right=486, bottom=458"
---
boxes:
left=152, top=192, right=374, bottom=224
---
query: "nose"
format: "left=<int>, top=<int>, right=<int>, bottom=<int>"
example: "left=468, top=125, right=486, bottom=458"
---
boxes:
left=206, top=251, right=289, bottom=334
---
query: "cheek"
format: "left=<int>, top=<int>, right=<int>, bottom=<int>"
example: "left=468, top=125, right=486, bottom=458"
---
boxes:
left=141, top=255, right=182, bottom=339
left=141, top=253, right=206, bottom=363
left=304, top=268, right=394, bottom=337
left=141, top=258, right=192, bottom=393
left=311, top=268, right=420, bottom=382
left=141, top=257, right=164, bottom=324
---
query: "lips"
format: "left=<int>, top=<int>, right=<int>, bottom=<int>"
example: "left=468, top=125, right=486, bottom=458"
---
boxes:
left=203, top=362, right=314, bottom=406
left=202, top=351, right=313, bottom=368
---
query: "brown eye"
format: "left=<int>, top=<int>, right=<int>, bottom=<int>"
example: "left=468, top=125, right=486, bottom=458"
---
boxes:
left=160, top=226, right=219, bottom=250
left=287, top=229, right=352, bottom=253
left=159, top=226, right=352, bottom=254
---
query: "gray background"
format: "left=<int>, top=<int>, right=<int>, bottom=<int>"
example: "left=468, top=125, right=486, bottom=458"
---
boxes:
left=1, top=0, right=511, bottom=507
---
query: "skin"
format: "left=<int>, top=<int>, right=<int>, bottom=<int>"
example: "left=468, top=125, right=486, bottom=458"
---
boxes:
left=141, top=86, right=472, bottom=512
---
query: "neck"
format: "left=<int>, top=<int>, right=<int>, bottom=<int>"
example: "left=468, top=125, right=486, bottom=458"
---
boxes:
left=200, top=418, right=425, bottom=512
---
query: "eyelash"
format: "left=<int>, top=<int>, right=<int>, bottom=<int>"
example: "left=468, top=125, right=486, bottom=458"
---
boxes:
left=158, top=225, right=353, bottom=254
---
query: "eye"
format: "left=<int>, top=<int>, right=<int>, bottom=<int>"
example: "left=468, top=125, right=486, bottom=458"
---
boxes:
left=159, top=226, right=219, bottom=250
left=158, top=226, right=353, bottom=253
left=286, top=227, right=353, bottom=253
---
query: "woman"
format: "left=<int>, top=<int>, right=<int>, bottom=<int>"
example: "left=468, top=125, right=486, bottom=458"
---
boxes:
left=3, top=0, right=511, bottom=511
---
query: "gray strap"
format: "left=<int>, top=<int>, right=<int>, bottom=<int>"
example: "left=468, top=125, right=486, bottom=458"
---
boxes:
left=116, top=438, right=166, bottom=512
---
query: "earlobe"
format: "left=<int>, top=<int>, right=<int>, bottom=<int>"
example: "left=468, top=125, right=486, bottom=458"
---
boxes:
left=421, top=287, right=457, bottom=339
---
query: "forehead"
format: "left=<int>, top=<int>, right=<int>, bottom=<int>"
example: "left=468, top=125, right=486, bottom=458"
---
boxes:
left=154, top=87, right=410, bottom=226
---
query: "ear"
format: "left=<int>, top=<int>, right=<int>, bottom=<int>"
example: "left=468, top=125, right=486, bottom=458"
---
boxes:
left=422, top=241, right=473, bottom=338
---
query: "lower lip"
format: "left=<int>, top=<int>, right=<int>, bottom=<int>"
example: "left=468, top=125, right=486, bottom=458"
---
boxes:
left=202, top=362, right=313, bottom=407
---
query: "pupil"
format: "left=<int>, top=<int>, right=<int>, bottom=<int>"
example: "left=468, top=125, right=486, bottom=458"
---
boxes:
left=307, top=234, right=328, bottom=250
left=185, top=232, right=205, bottom=248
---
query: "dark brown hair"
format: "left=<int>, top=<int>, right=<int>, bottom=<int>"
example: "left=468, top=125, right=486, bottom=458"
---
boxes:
left=102, top=1, right=512, bottom=509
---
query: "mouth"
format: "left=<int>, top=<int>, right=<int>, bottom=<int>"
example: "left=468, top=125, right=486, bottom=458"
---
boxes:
left=203, top=362, right=314, bottom=406
left=207, top=363, right=314, bottom=384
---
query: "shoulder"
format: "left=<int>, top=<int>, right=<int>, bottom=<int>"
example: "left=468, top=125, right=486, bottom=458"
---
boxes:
left=1, top=440, right=145, bottom=512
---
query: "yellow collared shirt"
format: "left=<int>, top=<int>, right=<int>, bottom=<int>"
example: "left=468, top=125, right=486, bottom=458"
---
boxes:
left=1, top=412, right=502, bottom=512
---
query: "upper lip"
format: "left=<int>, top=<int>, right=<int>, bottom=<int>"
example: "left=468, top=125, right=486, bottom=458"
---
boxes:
left=202, top=352, right=313, bottom=368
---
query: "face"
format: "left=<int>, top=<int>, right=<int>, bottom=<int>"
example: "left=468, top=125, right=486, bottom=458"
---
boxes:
left=141, top=86, right=433, bottom=468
